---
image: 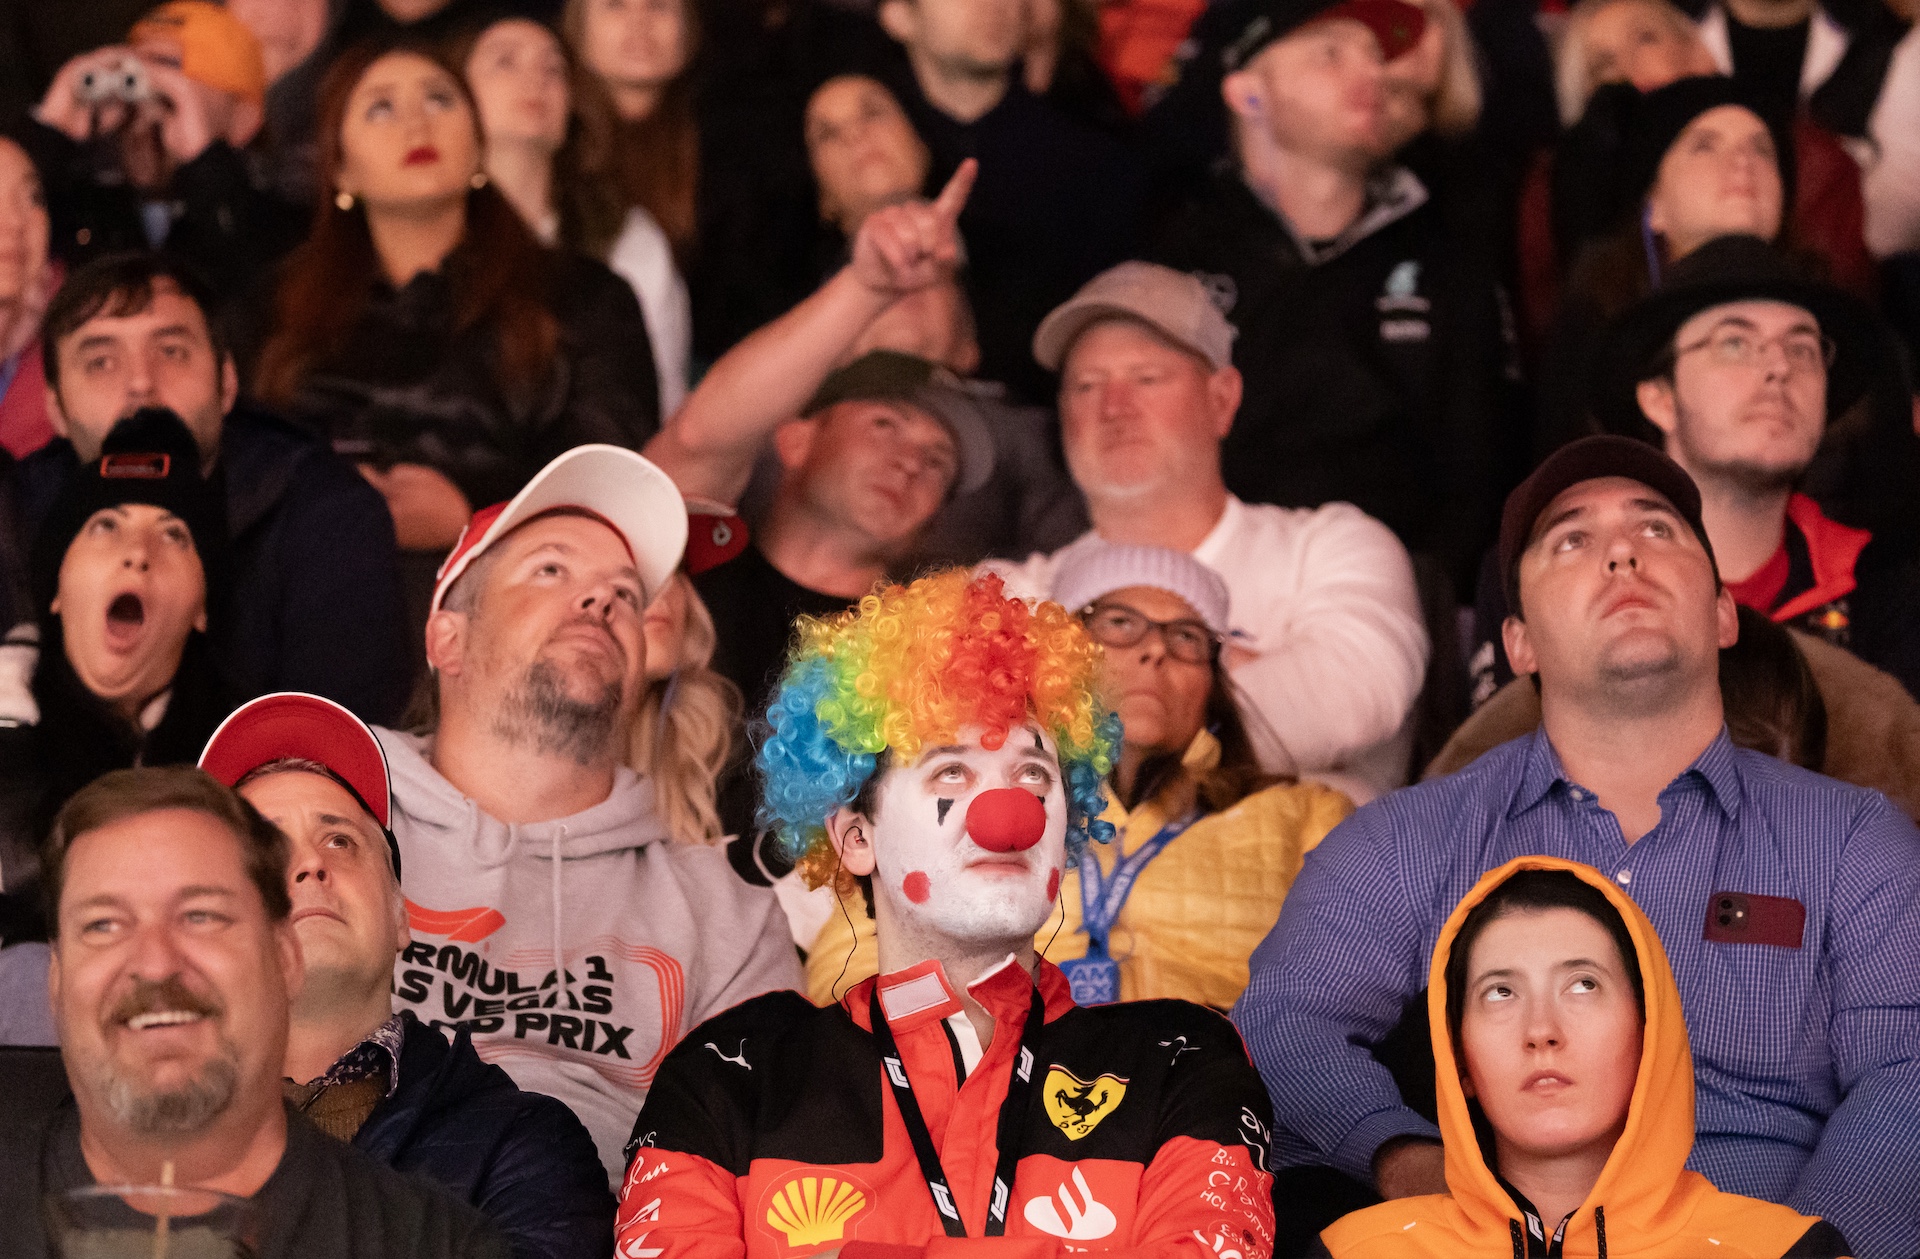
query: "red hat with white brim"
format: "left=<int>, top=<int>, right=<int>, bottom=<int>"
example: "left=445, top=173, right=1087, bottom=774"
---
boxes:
left=200, top=691, right=392, bottom=832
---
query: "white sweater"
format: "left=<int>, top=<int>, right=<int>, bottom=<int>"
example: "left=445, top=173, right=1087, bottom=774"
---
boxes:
left=992, top=497, right=1429, bottom=801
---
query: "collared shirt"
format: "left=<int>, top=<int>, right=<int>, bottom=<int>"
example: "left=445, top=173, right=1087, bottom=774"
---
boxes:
left=1235, top=727, right=1920, bottom=1259
left=304, top=1012, right=407, bottom=1099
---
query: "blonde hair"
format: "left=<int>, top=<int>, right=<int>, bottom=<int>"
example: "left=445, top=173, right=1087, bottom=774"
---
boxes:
left=627, top=574, right=743, bottom=845
left=1554, top=0, right=1700, bottom=126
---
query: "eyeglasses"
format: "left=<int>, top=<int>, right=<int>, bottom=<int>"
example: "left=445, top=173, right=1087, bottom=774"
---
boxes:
left=1079, top=601, right=1219, bottom=664
left=1675, top=325, right=1836, bottom=375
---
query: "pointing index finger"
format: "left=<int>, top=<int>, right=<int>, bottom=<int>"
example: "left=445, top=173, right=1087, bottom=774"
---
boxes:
left=931, top=159, right=977, bottom=225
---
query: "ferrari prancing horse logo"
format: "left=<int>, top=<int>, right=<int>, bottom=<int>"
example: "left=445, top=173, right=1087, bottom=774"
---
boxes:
left=1044, top=1066, right=1128, bottom=1139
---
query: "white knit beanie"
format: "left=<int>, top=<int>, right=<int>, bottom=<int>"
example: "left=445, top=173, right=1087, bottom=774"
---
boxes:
left=1050, top=543, right=1231, bottom=636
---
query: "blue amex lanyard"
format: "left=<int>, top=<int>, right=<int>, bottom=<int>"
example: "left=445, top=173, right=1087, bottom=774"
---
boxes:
left=1058, top=813, right=1198, bottom=1006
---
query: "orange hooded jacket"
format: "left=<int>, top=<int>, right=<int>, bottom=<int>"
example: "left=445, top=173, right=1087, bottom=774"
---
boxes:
left=1317, top=856, right=1848, bottom=1259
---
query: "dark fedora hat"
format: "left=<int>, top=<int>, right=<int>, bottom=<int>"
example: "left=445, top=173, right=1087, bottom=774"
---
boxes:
left=1593, top=234, right=1895, bottom=436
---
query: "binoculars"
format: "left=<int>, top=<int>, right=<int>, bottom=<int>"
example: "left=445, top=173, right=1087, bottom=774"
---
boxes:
left=75, top=57, right=153, bottom=106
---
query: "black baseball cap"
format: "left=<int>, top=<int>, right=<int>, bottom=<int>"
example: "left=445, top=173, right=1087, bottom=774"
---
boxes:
left=1500, top=436, right=1715, bottom=613
left=802, top=351, right=995, bottom=495
left=1222, top=0, right=1425, bottom=69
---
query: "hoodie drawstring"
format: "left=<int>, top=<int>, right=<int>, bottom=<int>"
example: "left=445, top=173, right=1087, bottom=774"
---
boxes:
left=1594, top=1206, right=1607, bottom=1259
left=1509, top=1219, right=1525, bottom=1259
left=551, top=825, right=570, bottom=1010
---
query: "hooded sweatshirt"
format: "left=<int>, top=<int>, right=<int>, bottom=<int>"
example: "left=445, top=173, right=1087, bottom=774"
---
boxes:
left=1318, top=856, right=1847, bottom=1259
left=377, top=730, right=804, bottom=1186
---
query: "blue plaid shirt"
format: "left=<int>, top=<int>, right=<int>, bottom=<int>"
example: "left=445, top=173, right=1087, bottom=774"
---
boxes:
left=1234, top=727, right=1920, bottom=1259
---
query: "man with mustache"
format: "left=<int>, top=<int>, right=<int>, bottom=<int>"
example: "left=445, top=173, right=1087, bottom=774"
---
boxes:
left=0, top=765, right=510, bottom=1257
left=1234, top=436, right=1920, bottom=1257
left=377, top=444, right=802, bottom=1187
left=200, top=692, right=615, bottom=1258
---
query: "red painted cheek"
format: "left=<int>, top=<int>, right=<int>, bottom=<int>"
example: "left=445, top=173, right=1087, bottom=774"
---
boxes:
left=903, top=871, right=932, bottom=903
left=1046, top=870, right=1060, bottom=900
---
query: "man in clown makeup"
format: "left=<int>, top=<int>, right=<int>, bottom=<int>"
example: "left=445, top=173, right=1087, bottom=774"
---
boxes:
left=615, top=569, right=1278, bottom=1259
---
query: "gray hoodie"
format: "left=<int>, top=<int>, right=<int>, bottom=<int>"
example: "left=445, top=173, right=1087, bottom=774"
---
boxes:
left=376, top=730, right=803, bottom=1185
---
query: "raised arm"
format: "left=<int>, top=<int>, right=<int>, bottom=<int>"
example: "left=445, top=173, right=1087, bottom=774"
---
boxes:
left=645, top=161, right=977, bottom=505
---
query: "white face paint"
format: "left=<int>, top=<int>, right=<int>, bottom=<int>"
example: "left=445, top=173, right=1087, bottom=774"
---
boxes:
left=867, top=722, right=1069, bottom=947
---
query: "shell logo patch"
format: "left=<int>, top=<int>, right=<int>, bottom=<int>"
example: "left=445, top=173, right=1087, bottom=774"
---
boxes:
left=765, top=1174, right=871, bottom=1249
left=1044, top=1066, right=1128, bottom=1139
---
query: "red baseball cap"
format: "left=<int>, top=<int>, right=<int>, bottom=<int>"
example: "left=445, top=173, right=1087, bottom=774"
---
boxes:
left=683, top=495, right=750, bottom=576
left=431, top=445, right=688, bottom=615
left=200, top=692, right=393, bottom=834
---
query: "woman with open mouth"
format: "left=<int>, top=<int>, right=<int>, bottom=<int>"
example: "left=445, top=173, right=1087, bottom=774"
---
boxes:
left=0, top=406, right=235, bottom=890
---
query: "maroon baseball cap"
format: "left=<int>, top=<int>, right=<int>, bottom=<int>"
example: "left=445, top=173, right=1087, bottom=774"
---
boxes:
left=1223, top=0, right=1426, bottom=69
left=1499, top=436, right=1716, bottom=611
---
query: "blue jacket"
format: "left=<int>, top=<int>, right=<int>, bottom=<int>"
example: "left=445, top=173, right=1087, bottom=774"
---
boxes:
left=359, top=1012, right=615, bottom=1259
left=13, top=405, right=410, bottom=724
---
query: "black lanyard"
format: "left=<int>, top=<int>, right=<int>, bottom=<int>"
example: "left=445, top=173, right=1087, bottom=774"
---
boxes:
left=867, top=981, right=1046, bottom=1237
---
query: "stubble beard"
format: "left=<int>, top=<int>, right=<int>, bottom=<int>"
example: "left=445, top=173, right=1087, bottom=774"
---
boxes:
left=493, top=659, right=624, bottom=765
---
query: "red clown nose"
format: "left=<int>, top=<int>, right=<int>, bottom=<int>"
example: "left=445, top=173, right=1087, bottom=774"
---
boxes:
left=966, top=788, right=1048, bottom=852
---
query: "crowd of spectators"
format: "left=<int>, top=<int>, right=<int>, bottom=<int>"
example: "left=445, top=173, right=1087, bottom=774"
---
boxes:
left=0, top=0, right=1917, bottom=1253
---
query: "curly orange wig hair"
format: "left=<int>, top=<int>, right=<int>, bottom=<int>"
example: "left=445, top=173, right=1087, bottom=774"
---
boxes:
left=758, top=570, right=1120, bottom=889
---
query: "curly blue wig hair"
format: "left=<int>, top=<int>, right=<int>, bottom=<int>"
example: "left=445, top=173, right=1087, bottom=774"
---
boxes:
left=757, top=569, right=1121, bottom=890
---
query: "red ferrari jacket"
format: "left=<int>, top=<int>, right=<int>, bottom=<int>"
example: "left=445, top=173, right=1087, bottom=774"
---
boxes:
left=614, top=958, right=1276, bottom=1259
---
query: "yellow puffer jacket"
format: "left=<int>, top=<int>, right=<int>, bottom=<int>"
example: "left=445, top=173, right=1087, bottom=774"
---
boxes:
left=805, top=732, right=1353, bottom=1009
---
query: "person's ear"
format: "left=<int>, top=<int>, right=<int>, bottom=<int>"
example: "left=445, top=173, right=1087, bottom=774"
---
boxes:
left=219, top=354, right=239, bottom=417
left=877, top=0, right=916, bottom=46
left=1502, top=613, right=1537, bottom=677
left=772, top=416, right=820, bottom=472
left=1645, top=187, right=1669, bottom=239
left=49, top=592, right=61, bottom=617
left=1206, top=364, right=1242, bottom=439
left=424, top=608, right=468, bottom=678
left=827, top=807, right=876, bottom=877
left=44, top=380, right=70, bottom=441
left=388, top=883, right=410, bottom=953
left=1220, top=69, right=1263, bottom=123
left=1636, top=377, right=1679, bottom=443
left=277, top=918, right=306, bottom=1003
left=192, top=596, right=207, bottom=634
left=1714, top=582, right=1738, bottom=649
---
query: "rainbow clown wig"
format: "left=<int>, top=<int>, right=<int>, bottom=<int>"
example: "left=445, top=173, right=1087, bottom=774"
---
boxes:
left=758, top=569, right=1121, bottom=891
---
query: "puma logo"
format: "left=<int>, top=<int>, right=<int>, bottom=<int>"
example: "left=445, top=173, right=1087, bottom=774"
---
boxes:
left=705, top=1039, right=749, bottom=1069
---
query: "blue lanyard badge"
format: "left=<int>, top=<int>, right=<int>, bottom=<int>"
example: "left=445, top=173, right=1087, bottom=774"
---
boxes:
left=1058, top=813, right=1196, bottom=1006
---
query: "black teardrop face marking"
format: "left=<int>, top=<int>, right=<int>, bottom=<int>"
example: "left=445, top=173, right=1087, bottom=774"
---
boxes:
left=1031, top=729, right=1045, bottom=751
left=937, top=797, right=955, bottom=826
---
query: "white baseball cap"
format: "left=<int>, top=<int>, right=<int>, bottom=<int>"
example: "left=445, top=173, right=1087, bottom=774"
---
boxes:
left=431, top=445, right=688, bottom=614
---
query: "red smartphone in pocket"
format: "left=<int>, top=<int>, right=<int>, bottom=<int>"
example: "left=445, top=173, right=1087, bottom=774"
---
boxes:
left=1703, top=892, right=1805, bottom=948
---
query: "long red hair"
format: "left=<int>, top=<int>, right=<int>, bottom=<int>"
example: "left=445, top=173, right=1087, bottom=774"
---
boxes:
left=252, top=38, right=560, bottom=409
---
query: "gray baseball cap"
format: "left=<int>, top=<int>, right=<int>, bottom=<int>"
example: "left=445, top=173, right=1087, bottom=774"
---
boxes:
left=1032, top=262, right=1237, bottom=372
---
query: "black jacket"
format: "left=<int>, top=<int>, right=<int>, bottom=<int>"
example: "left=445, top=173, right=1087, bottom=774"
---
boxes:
left=1152, top=168, right=1520, bottom=599
left=10, top=118, right=308, bottom=307
left=13, top=407, right=410, bottom=724
left=357, top=1013, right=616, bottom=1259
left=252, top=252, right=659, bottom=514
left=896, top=76, right=1146, bottom=404
left=0, top=622, right=234, bottom=881
left=0, top=1046, right=513, bottom=1259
